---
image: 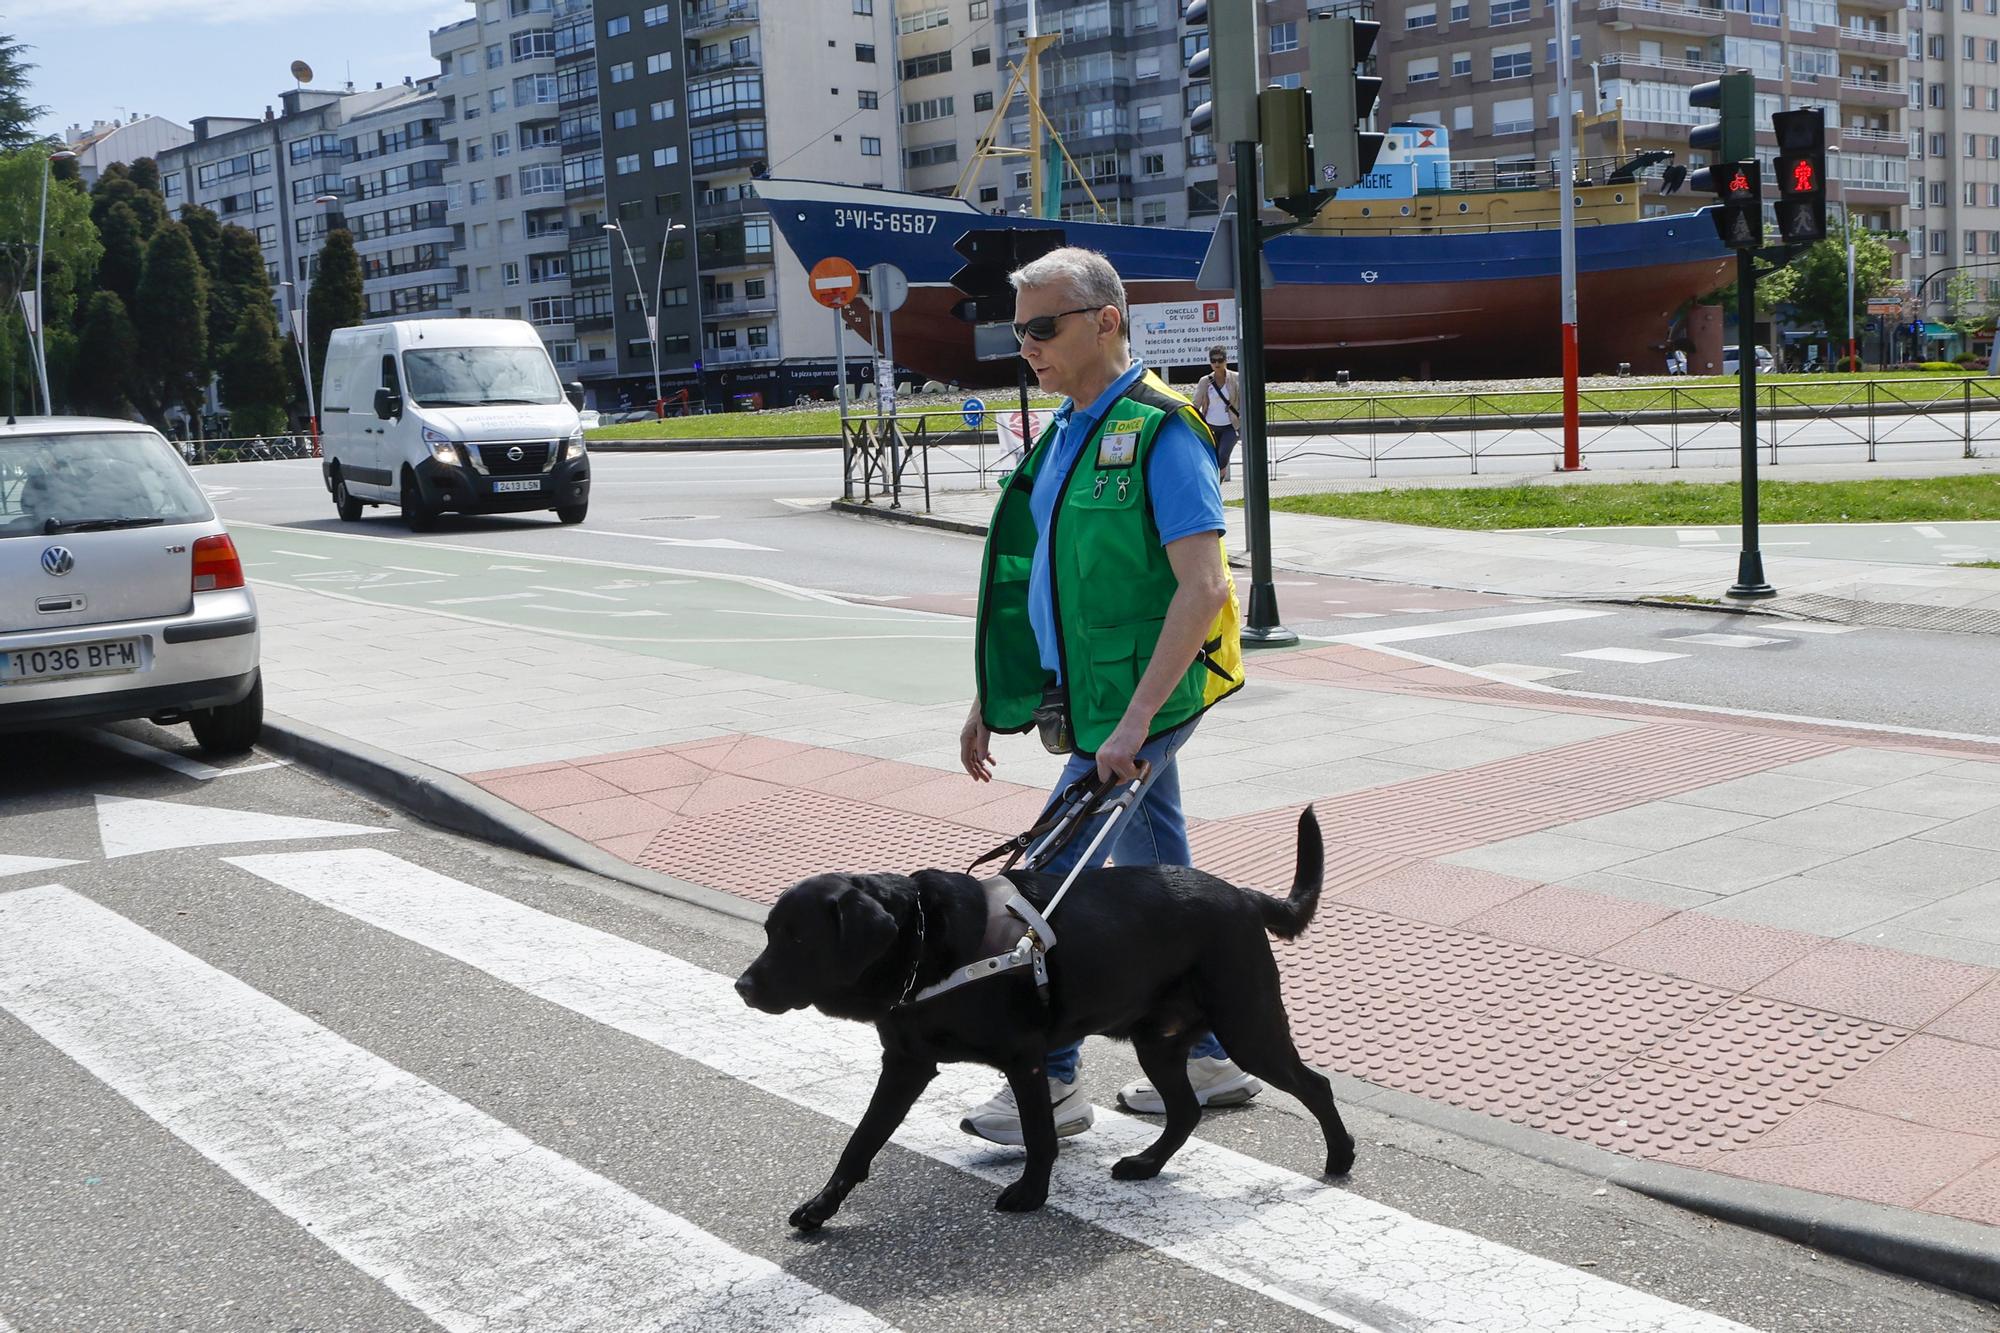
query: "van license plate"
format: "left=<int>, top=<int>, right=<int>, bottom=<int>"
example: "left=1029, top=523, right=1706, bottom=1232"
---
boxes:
left=493, top=479, right=542, bottom=494
left=1, top=638, right=144, bottom=685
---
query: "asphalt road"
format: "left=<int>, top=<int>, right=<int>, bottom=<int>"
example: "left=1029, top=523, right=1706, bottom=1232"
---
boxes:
left=2, top=724, right=1992, bottom=1333
left=204, top=452, right=2000, bottom=741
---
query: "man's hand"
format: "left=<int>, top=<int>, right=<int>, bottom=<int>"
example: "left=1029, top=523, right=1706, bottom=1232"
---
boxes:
left=960, top=703, right=995, bottom=782
left=1094, top=717, right=1148, bottom=783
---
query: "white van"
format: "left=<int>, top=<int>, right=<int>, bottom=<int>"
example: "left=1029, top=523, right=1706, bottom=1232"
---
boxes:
left=319, top=319, right=590, bottom=530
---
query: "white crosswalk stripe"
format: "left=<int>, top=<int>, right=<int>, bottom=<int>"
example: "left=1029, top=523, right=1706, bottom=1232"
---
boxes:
left=226, top=847, right=1759, bottom=1333
left=0, top=884, right=897, bottom=1333
left=1331, top=608, right=1617, bottom=646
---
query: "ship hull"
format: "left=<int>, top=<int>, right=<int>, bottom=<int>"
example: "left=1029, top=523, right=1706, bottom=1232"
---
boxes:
left=758, top=179, right=1734, bottom=385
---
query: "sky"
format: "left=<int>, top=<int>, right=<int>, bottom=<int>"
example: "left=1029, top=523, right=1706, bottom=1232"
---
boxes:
left=15, top=0, right=468, bottom=142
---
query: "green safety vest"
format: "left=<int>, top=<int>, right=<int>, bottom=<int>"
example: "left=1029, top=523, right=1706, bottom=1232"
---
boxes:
left=973, top=371, right=1245, bottom=755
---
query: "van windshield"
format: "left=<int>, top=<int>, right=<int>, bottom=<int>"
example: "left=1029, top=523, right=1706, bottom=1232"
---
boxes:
left=403, top=346, right=564, bottom=408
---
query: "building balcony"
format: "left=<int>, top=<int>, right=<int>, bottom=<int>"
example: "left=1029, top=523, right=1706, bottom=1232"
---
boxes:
left=1601, top=49, right=1727, bottom=78
left=1595, top=0, right=1727, bottom=34
left=704, top=344, right=780, bottom=365
left=574, top=313, right=613, bottom=332
left=702, top=295, right=777, bottom=319
left=699, top=247, right=774, bottom=272
left=689, top=102, right=767, bottom=129
left=693, top=194, right=766, bottom=221
left=1838, top=125, right=1906, bottom=146
left=685, top=1, right=759, bottom=38
left=1836, top=23, right=1904, bottom=53
left=688, top=50, right=761, bottom=77
left=1839, top=75, right=1908, bottom=107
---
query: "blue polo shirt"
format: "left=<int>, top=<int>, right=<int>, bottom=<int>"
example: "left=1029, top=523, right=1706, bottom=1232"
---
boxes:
left=1026, top=360, right=1224, bottom=680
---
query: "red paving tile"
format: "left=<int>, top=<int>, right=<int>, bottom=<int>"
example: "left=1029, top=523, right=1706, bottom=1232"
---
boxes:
left=1707, top=1105, right=2000, bottom=1209
left=1595, top=913, right=1825, bottom=992
left=1462, top=884, right=1675, bottom=955
left=803, top=757, right=949, bottom=801
left=1528, top=1060, right=1805, bottom=1156
left=1754, top=940, right=1996, bottom=1030
left=1920, top=1151, right=2000, bottom=1228
left=540, top=795, right=687, bottom=841
left=1335, top=860, right=1541, bottom=927
left=1927, top=978, right=2000, bottom=1048
left=577, top=751, right=714, bottom=795
left=1829, top=1034, right=2000, bottom=1138
left=480, top=767, right=626, bottom=812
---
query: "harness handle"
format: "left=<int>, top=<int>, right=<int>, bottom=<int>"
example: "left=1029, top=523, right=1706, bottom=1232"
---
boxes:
left=1038, top=761, right=1158, bottom=926
left=966, top=770, right=1120, bottom=875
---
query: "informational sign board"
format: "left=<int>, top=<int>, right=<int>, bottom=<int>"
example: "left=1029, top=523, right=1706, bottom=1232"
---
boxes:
left=876, top=357, right=896, bottom=416
left=962, top=397, right=985, bottom=429
left=1129, top=299, right=1239, bottom=370
left=995, top=408, right=1057, bottom=465
left=869, top=262, right=909, bottom=313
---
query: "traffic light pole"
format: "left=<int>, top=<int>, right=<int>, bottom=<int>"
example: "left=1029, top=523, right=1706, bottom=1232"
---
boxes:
left=1233, top=141, right=1296, bottom=647
left=1728, top=246, right=1774, bottom=600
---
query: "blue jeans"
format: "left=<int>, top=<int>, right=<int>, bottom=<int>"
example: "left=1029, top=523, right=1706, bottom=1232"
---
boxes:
left=1037, top=717, right=1226, bottom=1084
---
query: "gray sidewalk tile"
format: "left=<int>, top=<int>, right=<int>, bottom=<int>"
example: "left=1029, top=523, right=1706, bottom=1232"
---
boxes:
left=1483, top=714, right=1643, bottom=748
left=1555, top=871, right=1722, bottom=911
left=1700, top=877, right=1919, bottom=937
left=1887, top=882, right=2000, bottom=947
left=1555, top=801, right=1764, bottom=852
left=1339, top=713, right=1505, bottom=745
left=1840, top=773, right=2000, bottom=820
left=1750, top=804, right=1947, bottom=854
left=1917, top=807, right=2000, bottom=852
left=1673, top=772, right=1868, bottom=817
left=1806, top=840, right=2000, bottom=896
left=1863, top=925, right=2000, bottom=971
left=1934, top=759, right=2000, bottom=784
left=1240, top=756, right=1440, bottom=798
left=1370, top=731, right=1578, bottom=772
left=1764, top=748, right=1966, bottom=787
left=1440, top=831, right=1644, bottom=882
left=1243, top=734, right=1404, bottom=768
left=1609, top=834, right=1846, bottom=895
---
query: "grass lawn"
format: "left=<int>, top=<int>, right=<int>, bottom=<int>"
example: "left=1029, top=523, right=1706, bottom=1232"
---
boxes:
left=1267, top=476, right=2000, bottom=530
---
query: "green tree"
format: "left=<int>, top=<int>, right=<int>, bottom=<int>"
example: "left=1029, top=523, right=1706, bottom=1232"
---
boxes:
left=179, top=203, right=221, bottom=274
left=1758, top=229, right=1896, bottom=344
left=207, top=223, right=271, bottom=359
left=0, top=148, right=101, bottom=410
left=220, top=297, right=291, bottom=435
left=126, top=156, right=162, bottom=198
left=93, top=199, right=147, bottom=307
left=91, top=165, right=165, bottom=242
left=1943, top=271, right=1990, bottom=351
left=306, top=226, right=363, bottom=398
left=134, top=220, right=208, bottom=423
left=0, top=32, right=45, bottom=152
left=72, top=290, right=139, bottom=416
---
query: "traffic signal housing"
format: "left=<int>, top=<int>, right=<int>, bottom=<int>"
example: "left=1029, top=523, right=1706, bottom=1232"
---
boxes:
left=1688, top=71, right=1756, bottom=167
left=1186, top=0, right=1259, bottom=146
left=1308, top=13, right=1385, bottom=191
left=1696, top=160, right=1763, bottom=250
left=948, top=228, right=1066, bottom=324
left=1771, top=107, right=1828, bottom=244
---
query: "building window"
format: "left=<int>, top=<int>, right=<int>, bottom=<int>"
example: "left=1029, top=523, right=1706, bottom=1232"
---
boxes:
left=747, top=325, right=769, bottom=348
left=1450, top=0, right=1469, bottom=19
left=1452, top=51, right=1471, bottom=76
left=643, top=5, right=670, bottom=25
left=854, top=0, right=873, bottom=10
left=856, top=43, right=876, bottom=62
left=1490, top=0, right=1529, bottom=23
left=1492, top=47, right=1531, bottom=80
left=647, top=51, right=672, bottom=73
left=610, top=61, right=634, bottom=82
left=1407, top=4, right=1437, bottom=28
left=614, top=108, right=638, bottom=129
left=1492, top=96, right=1534, bottom=135
left=511, top=29, right=553, bottom=60
left=973, top=90, right=993, bottom=113
left=606, top=14, right=630, bottom=35
left=861, top=136, right=881, bottom=155
left=502, top=261, right=521, bottom=286
left=973, top=45, right=991, bottom=65
left=860, top=89, right=880, bottom=109
left=970, top=0, right=988, bottom=16
left=902, top=52, right=951, bottom=79
left=653, top=146, right=678, bottom=166
left=1270, top=21, right=1298, bottom=52
left=616, top=153, right=641, bottom=173
left=1407, top=57, right=1439, bottom=84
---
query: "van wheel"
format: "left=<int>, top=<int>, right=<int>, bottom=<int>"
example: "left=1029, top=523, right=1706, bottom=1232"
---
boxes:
left=402, top=472, right=439, bottom=532
left=556, top=503, right=588, bottom=525
left=189, top=672, right=264, bottom=756
left=333, top=474, right=364, bottom=522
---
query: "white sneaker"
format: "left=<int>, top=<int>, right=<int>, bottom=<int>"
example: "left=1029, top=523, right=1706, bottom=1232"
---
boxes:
left=959, top=1076, right=1095, bottom=1145
left=1116, top=1055, right=1263, bottom=1115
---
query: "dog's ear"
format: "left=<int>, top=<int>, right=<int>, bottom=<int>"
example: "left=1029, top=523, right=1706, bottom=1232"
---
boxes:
left=833, top=883, right=900, bottom=968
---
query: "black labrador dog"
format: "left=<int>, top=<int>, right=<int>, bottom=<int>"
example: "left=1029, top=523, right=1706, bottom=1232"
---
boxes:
left=734, top=806, right=1353, bottom=1230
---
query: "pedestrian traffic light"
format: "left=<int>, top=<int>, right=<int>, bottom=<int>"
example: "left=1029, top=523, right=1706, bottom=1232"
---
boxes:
left=1771, top=107, right=1828, bottom=244
left=1689, top=71, right=1756, bottom=167
left=1307, top=13, right=1385, bottom=192
left=1185, top=0, right=1259, bottom=145
left=1696, top=160, right=1764, bottom=250
left=1259, top=87, right=1312, bottom=200
left=948, top=228, right=1066, bottom=324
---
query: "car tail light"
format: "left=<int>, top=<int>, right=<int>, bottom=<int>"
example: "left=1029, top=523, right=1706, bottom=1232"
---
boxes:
left=192, top=533, right=245, bottom=592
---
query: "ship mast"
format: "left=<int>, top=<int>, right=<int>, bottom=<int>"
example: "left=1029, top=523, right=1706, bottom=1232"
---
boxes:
left=952, top=4, right=1108, bottom=220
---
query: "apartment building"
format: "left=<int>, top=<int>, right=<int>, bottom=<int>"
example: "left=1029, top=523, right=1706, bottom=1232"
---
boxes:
left=1909, top=0, right=2000, bottom=322
left=339, top=82, right=457, bottom=322
left=896, top=0, right=1008, bottom=207
left=157, top=87, right=406, bottom=298
left=429, top=0, right=894, bottom=410
left=64, top=115, right=193, bottom=187
left=1373, top=0, right=1909, bottom=242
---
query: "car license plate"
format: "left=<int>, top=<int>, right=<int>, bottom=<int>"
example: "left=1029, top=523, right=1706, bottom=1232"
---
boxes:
left=493, top=479, right=541, bottom=494
left=1, top=638, right=144, bottom=684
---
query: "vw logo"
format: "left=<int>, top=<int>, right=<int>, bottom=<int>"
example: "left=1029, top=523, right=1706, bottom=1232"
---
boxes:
left=507, top=446, right=525, bottom=462
left=40, top=546, right=74, bottom=577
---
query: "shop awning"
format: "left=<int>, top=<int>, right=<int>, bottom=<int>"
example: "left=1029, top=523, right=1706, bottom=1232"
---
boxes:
left=1922, top=322, right=1953, bottom=338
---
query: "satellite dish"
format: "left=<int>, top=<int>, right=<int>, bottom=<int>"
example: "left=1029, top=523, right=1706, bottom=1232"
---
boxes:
left=291, top=60, right=314, bottom=85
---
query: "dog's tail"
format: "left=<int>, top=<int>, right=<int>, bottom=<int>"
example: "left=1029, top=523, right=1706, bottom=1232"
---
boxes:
left=1255, top=806, right=1322, bottom=940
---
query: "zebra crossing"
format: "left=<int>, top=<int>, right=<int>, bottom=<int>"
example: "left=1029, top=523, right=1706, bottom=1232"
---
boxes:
left=0, top=831, right=1787, bottom=1333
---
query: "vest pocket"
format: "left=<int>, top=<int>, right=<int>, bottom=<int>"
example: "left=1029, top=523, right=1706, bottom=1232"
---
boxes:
left=1069, top=471, right=1140, bottom=511
left=1081, top=616, right=1162, bottom=733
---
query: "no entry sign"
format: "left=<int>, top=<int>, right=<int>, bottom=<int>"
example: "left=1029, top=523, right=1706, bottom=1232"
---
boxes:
left=810, top=257, right=861, bottom=309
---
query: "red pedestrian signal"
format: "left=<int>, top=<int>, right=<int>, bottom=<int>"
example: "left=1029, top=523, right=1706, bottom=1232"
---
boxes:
left=1789, top=159, right=1816, bottom=193
left=1771, top=107, right=1828, bottom=244
left=1727, top=168, right=1752, bottom=195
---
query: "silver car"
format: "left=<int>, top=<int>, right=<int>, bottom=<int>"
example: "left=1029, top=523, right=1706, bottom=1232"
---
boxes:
left=0, top=417, right=262, bottom=754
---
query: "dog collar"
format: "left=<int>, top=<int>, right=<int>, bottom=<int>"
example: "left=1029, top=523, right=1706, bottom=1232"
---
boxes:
left=895, top=897, right=927, bottom=1006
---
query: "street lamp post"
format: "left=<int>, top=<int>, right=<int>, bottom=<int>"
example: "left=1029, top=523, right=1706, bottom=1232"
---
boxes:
left=283, top=194, right=342, bottom=452
left=604, top=219, right=684, bottom=417
left=30, top=149, right=79, bottom=416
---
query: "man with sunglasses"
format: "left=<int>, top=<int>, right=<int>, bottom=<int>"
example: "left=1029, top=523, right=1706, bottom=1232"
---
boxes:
left=959, top=246, right=1257, bottom=1146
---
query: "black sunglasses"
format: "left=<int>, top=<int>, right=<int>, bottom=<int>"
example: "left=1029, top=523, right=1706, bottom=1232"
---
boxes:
left=1012, top=306, right=1100, bottom=344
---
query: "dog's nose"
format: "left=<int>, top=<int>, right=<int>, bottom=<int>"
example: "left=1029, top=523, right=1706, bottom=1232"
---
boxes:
left=734, top=973, right=757, bottom=1004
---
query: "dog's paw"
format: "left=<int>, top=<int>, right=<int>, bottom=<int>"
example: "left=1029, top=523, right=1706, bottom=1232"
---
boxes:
left=1326, top=1139, right=1357, bottom=1178
left=789, top=1192, right=839, bottom=1231
left=994, top=1178, right=1048, bottom=1213
left=1112, top=1153, right=1164, bottom=1181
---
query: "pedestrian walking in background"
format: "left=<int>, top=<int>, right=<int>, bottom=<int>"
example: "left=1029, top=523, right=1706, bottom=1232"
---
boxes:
left=1192, top=346, right=1241, bottom=480
left=958, top=246, right=1258, bottom=1146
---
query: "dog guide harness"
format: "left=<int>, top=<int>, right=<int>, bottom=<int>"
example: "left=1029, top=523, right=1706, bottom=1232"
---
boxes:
left=894, top=766, right=1160, bottom=1010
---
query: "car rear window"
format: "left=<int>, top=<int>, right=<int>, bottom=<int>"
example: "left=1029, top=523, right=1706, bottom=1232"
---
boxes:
left=0, top=431, right=212, bottom=539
